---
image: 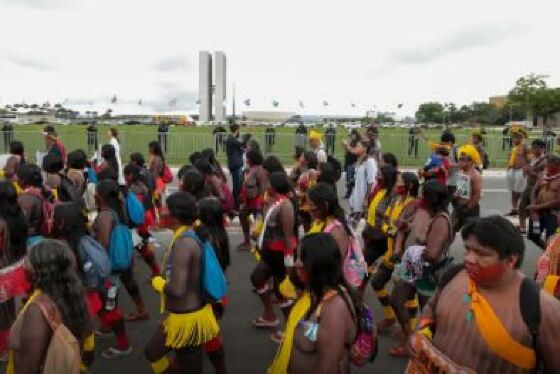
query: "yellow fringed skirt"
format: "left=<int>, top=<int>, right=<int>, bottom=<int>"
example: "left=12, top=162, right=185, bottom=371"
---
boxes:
left=163, top=305, right=220, bottom=349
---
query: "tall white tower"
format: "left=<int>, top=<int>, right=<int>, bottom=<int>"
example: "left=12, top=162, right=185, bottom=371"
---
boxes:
left=199, top=51, right=212, bottom=123
left=214, top=51, right=227, bottom=123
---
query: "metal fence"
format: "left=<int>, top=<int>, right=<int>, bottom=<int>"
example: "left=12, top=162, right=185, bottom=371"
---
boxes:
left=1, top=130, right=555, bottom=168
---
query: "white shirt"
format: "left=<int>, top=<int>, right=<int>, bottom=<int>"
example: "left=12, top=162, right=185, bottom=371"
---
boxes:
left=349, top=157, right=377, bottom=214
left=314, top=144, right=327, bottom=164
left=109, top=137, right=125, bottom=185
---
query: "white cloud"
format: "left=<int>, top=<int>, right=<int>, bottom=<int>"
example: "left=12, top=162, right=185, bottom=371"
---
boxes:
left=0, top=0, right=559, bottom=117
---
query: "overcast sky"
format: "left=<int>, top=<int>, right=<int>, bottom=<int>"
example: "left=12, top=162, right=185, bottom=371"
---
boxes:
left=0, top=0, right=558, bottom=116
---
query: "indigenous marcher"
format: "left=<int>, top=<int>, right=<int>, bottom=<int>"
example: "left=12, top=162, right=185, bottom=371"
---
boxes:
left=181, top=169, right=208, bottom=200
left=506, top=127, right=529, bottom=216
left=238, top=148, right=267, bottom=251
left=16, top=164, right=52, bottom=247
left=124, top=164, right=160, bottom=277
left=295, top=151, right=319, bottom=232
left=3, top=141, right=25, bottom=184
left=92, top=180, right=135, bottom=357
left=343, top=129, right=361, bottom=199
left=268, top=233, right=359, bottom=374
left=379, top=152, right=398, bottom=170
left=289, top=146, right=305, bottom=185
left=66, top=149, right=87, bottom=195
left=42, top=152, right=64, bottom=193
left=409, top=216, right=560, bottom=373
left=194, top=158, right=226, bottom=201
left=97, top=144, right=120, bottom=184
left=225, top=123, right=244, bottom=210
left=362, top=165, right=397, bottom=273
left=148, top=141, right=167, bottom=207
left=519, top=139, right=547, bottom=235
left=6, top=240, right=92, bottom=373
left=371, top=172, right=418, bottom=337
left=348, top=138, right=377, bottom=228
left=536, top=214, right=560, bottom=298
left=201, top=148, right=227, bottom=183
left=43, top=125, right=67, bottom=162
left=0, top=182, right=27, bottom=362
left=107, top=128, right=125, bottom=185
left=441, top=132, right=459, bottom=197
left=250, top=173, right=297, bottom=344
left=145, top=192, right=220, bottom=374
left=308, top=130, right=327, bottom=164
left=306, top=182, right=366, bottom=288
left=471, top=131, right=487, bottom=170
left=452, top=145, right=483, bottom=233
left=527, top=155, right=560, bottom=248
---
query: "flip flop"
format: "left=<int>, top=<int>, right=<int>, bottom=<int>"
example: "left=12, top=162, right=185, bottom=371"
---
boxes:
left=252, top=316, right=280, bottom=328
left=270, top=330, right=285, bottom=344
left=389, top=344, right=409, bottom=357
left=124, top=311, right=150, bottom=322
left=102, top=346, right=133, bottom=359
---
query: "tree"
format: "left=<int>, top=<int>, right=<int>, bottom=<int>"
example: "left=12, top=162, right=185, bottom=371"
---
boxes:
left=508, top=73, right=548, bottom=121
left=416, top=102, right=444, bottom=123
left=533, top=88, right=560, bottom=125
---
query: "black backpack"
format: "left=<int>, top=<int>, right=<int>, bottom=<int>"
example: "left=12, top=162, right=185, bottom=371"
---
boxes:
left=140, top=168, right=156, bottom=192
left=439, top=264, right=542, bottom=370
left=59, top=175, right=85, bottom=209
left=327, top=155, right=342, bottom=182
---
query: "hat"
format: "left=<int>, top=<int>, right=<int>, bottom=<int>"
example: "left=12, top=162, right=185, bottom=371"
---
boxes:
left=509, top=126, right=528, bottom=139
left=429, top=142, right=451, bottom=151
left=309, top=130, right=322, bottom=141
left=43, top=125, right=57, bottom=139
left=458, top=144, right=482, bottom=166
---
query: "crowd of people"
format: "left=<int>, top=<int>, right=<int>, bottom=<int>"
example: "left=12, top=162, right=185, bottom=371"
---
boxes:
left=0, top=122, right=559, bottom=373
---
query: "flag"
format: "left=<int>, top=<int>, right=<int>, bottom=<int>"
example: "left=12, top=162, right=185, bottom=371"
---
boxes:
left=138, top=99, right=143, bottom=105
left=169, top=98, right=177, bottom=107
left=195, top=99, right=200, bottom=105
left=244, top=99, right=251, bottom=106
left=299, top=100, right=304, bottom=108
left=323, top=100, right=329, bottom=107
left=111, top=95, right=117, bottom=104
left=272, top=100, right=279, bottom=107
left=351, top=102, right=356, bottom=108
left=398, top=103, right=403, bottom=109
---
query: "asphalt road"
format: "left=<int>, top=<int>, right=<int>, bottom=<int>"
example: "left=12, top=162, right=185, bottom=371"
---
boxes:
left=1, top=175, right=541, bottom=374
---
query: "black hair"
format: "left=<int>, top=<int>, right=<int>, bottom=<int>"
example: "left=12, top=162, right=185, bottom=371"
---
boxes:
left=148, top=141, right=165, bottom=163
left=230, top=123, right=240, bottom=133
left=201, top=148, right=217, bottom=165
left=96, top=179, right=126, bottom=223
left=67, top=149, right=87, bottom=169
left=124, top=164, right=142, bottom=183
left=300, top=233, right=362, bottom=319
left=401, top=172, right=420, bottom=197
left=194, top=157, right=214, bottom=175
left=382, top=152, right=399, bottom=169
left=462, top=215, right=524, bottom=268
left=294, top=146, right=305, bottom=160
left=130, top=152, right=145, bottom=167
left=263, top=155, right=285, bottom=175
left=380, top=165, right=398, bottom=194
left=422, top=179, right=449, bottom=214
left=317, top=162, right=337, bottom=187
left=42, top=152, right=64, bottom=173
left=199, top=197, right=230, bottom=270
left=441, top=131, right=455, bottom=144
left=531, top=139, right=546, bottom=149
left=472, top=133, right=484, bottom=143
left=101, top=144, right=119, bottom=177
left=181, top=170, right=207, bottom=199
left=0, top=181, right=27, bottom=261
left=308, top=182, right=352, bottom=236
left=9, top=141, right=25, bottom=159
left=28, top=240, right=91, bottom=340
left=16, top=163, right=43, bottom=188
left=302, top=151, right=318, bottom=170
left=43, top=125, right=56, bottom=135
left=178, top=164, right=195, bottom=180
left=189, top=151, right=203, bottom=165
left=97, top=167, right=118, bottom=182
left=269, top=172, right=291, bottom=195
left=246, top=148, right=264, bottom=166
left=166, top=192, right=208, bottom=241
left=53, top=202, right=88, bottom=276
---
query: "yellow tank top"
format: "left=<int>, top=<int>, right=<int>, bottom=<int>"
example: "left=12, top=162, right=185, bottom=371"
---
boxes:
left=367, top=189, right=387, bottom=227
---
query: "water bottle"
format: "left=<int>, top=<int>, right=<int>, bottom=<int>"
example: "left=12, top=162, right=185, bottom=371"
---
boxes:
left=532, top=220, right=541, bottom=235
left=106, top=285, right=117, bottom=311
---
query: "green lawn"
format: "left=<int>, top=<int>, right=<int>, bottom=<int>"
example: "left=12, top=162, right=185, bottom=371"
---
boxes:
left=5, top=124, right=550, bottom=168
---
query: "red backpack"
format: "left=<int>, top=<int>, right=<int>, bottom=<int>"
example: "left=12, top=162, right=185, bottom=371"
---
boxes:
left=24, top=189, right=55, bottom=237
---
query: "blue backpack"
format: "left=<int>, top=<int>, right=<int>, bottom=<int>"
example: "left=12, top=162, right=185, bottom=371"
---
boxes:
left=183, top=230, right=227, bottom=303
left=108, top=210, right=134, bottom=272
left=126, top=191, right=145, bottom=227
left=78, top=235, right=112, bottom=289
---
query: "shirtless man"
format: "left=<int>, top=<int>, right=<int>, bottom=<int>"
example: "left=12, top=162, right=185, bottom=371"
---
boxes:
left=452, top=149, right=482, bottom=233
left=519, top=139, right=547, bottom=234
left=145, top=192, right=219, bottom=374
left=527, top=155, right=560, bottom=249
left=411, top=216, right=560, bottom=373
left=506, top=131, right=529, bottom=216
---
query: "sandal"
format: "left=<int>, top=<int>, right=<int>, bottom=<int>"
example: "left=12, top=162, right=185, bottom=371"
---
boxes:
left=124, top=310, right=150, bottom=322
left=505, top=210, right=518, bottom=217
left=389, top=343, right=409, bottom=357
left=270, top=330, right=285, bottom=344
left=252, top=316, right=280, bottom=328
left=236, top=242, right=251, bottom=251
left=102, top=346, right=133, bottom=359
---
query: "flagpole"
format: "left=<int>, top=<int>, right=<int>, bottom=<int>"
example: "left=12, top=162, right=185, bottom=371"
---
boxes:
left=232, top=82, right=236, bottom=124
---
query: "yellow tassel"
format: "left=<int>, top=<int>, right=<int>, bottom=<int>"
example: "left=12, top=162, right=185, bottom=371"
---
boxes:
left=375, top=288, right=388, bottom=298
left=150, top=357, right=170, bottom=374
left=544, top=275, right=560, bottom=296
left=163, top=305, right=220, bottom=349
left=382, top=306, right=396, bottom=320
left=83, top=333, right=95, bottom=351
left=279, top=276, right=297, bottom=300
